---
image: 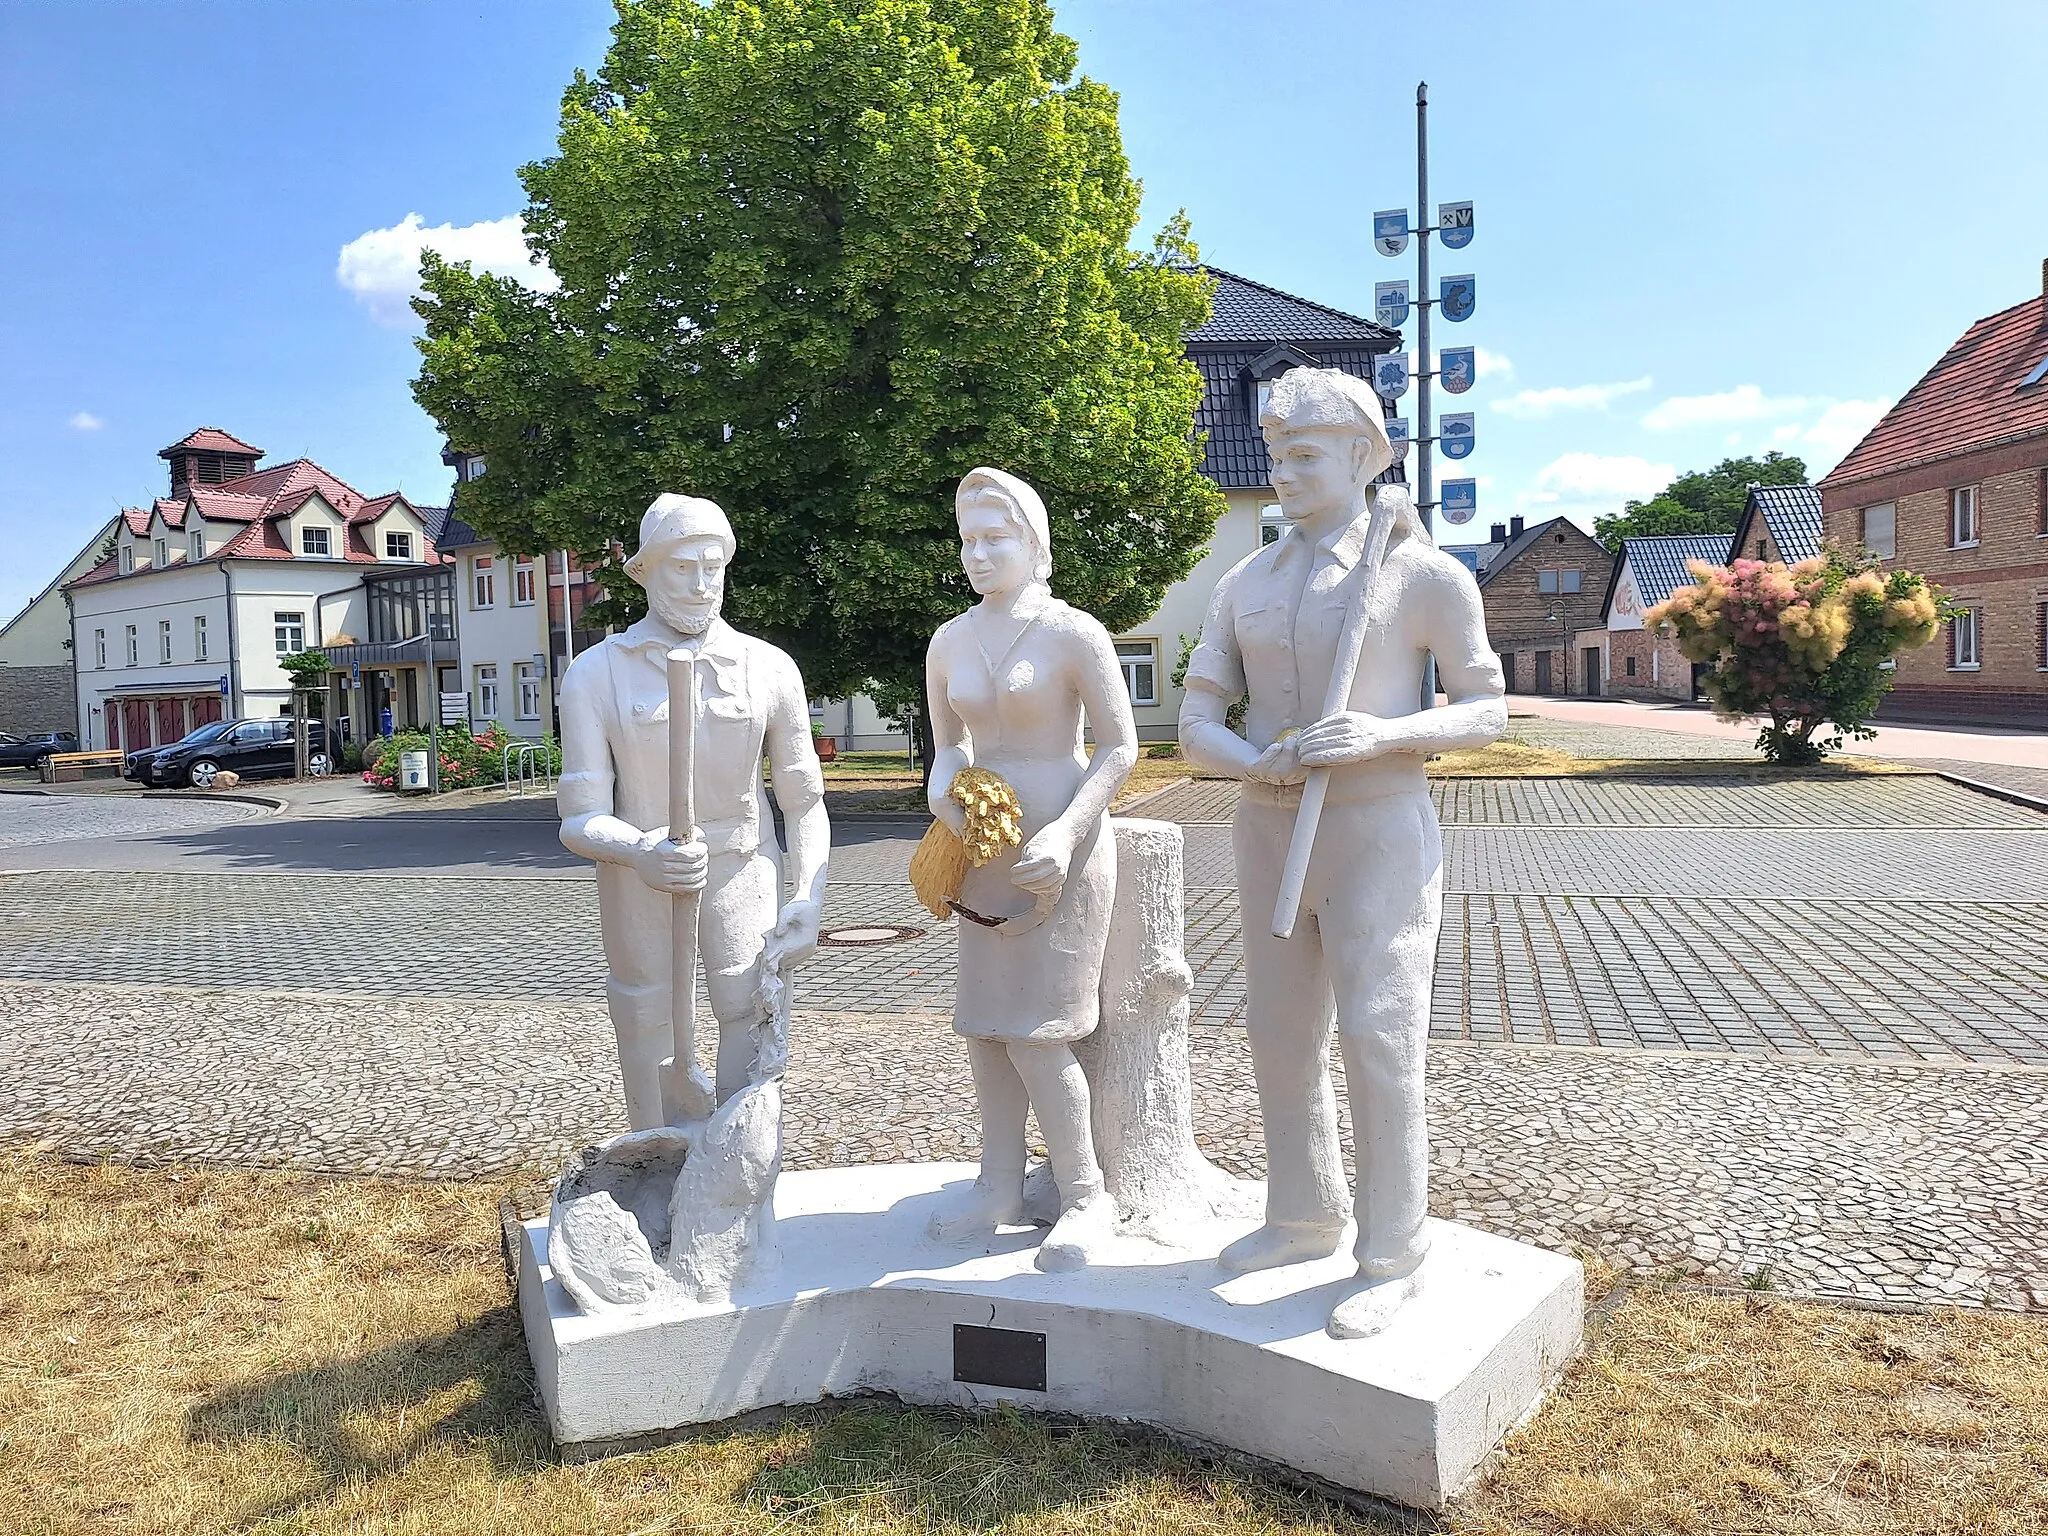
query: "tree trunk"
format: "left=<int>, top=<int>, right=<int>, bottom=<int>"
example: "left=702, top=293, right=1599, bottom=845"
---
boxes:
left=1074, top=817, right=1257, bottom=1241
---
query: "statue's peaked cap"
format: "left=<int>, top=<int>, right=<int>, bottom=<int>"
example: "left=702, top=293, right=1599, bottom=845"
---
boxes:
left=625, top=493, right=734, bottom=582
left=1259, top=366, right=1394, bottom=480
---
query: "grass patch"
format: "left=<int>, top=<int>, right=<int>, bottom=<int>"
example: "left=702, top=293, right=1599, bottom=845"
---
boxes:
left=6, top=1157, right=2045, bottom=1534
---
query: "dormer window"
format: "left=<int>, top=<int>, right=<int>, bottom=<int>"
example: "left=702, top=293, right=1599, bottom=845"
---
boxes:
left=386, top=530, right=414, bottom=561
left=189, top=529, right=204, bottom=561
left=463, top=455, right=487, bottom=481
left=120, top=545, right=134, bottom=574
left=301, top=526, right=332, bottom=558
left=153, top=537, right=167, bottom=567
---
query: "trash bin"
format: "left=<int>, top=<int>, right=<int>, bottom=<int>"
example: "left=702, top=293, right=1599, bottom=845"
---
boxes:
left=398, top=749, right=430, bottom=791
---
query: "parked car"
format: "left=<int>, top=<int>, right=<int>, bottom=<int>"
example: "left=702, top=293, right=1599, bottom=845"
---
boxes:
left=144, top=718, right=329, bottom=789
left=0, top=730, right=79, bottom=771
left=125, top=721, right=232, bottom=782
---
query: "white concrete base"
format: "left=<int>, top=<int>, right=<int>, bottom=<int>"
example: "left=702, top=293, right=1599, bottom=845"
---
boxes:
left=518, top=1162, right=1582, bottom=1509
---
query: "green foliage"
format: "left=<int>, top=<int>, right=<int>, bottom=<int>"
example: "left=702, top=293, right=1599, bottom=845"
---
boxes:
left=1594, top=452, right=1808, bottom=552
left=1649, top=545, right=1944, bottom=765
left=278, top=649, right=331, bottom=692
left=411, top=0, right=1225, bottom=710
left=361, top=723, right=524, bottom=791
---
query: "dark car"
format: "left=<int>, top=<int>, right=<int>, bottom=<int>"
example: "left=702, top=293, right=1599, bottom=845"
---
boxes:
left=0, top=731, right=79, bottom=771
left=146, top=718, right=329, bottom=789
left=125, top=721, right=232, bottom=782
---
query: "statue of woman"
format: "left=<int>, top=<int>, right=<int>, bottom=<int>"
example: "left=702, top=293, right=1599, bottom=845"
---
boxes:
left=924, top=468, right=1138, bottom=1270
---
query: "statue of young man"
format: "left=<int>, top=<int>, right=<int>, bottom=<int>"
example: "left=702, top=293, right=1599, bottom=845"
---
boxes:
left=1178, top=367, right=1506, bottom=1338
left=558, top=495, right=830, bottom=1131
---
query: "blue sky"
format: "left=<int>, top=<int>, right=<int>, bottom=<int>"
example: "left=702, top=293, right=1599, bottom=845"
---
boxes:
left=5, top=0, right=2046, bottom=619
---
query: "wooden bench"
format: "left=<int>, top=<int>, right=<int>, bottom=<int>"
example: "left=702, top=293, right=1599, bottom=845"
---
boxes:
left=43, top=750, right=124, bottom=783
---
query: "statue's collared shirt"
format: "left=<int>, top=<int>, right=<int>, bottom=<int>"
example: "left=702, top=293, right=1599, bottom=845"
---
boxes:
left=558, top=614, right=785, bottom=854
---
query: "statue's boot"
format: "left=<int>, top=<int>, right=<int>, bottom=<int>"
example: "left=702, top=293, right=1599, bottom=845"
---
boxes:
left=1036, top=1177, right=1117, bottom=1273
left=1217, top=1219, right=1345, bottom=1275
left=927, top=1168, right=1027, bottom=1242
left=1325, top=1246, right=1430, bottom=1339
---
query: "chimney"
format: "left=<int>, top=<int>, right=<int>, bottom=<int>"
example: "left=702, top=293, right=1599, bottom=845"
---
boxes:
left=1489, top=522, right=1508, bottom=543
left=1509, top=515, right=1526, bottom=538
left=2041, top=255, right=2047, bottom=296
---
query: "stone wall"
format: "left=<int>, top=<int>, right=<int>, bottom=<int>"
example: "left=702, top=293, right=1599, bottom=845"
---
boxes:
left=1481, top=521, right=1615, bottom=694
left=0, top=665, right=78, bottom=736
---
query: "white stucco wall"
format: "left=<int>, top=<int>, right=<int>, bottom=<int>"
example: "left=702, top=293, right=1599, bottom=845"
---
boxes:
left=453, top=541, right=553, bottom=738
left=0, top=518, right=114, bottom=668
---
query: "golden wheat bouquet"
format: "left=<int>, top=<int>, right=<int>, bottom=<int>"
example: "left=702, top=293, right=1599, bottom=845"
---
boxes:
left=908, top=766, right=1025, bottom=919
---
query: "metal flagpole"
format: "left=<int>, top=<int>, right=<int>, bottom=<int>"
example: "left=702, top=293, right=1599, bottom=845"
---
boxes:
left=1415, top=80, right=1435, bottom=711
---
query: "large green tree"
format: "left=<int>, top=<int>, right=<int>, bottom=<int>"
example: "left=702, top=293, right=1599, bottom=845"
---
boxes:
left=1594, top=451, right=1808, bottom=551
left=412, top=0, right=1223, bottom=713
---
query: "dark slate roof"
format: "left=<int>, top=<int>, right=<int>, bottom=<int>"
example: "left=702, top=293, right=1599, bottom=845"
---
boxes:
left=431, top=507, right=483, bottom=548
left=1189, top=267, right=1400, bottom=346
left=1476, top=517, right=1575, bottom=589
left=1618, top=533, right=1734, bottom=611
left=1194, top=344, right=1406, bottom=489
left=1741, top=483, right=1824, bottom=562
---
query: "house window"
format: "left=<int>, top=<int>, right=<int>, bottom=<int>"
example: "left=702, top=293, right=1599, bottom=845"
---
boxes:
left=513, top=557, right=536, bottom=605
left=1861, top=503, right=1896, bottom=559
left=194, top=614, right=208, bottom=661
left=1538, top=568, right=1583, bottom=595
left=1624, top=656, right=1637, bottom=678
left=1115, top=640, right=1160, bottom=708
left=1754, top=539, right=1767, bottom=559
left=475, top=663, right=499, bottom=718
left=472, top=555, right=495, bottom=608
left=159, top=619, right=172, bottom=663
left=516, top=662, right=542, bottom=720
left=189, top=529, right=204, bottom=561
left=386, top=530, right=413, bottom=561
left=1951, top=485, right=1979, bottom=548
left=124, top=625, right=138, bottom=665
left=1538, top=569, right=1557, bottom=594
left=464, top=454, right=487, bottom=481
left=1255, top=379, right=1276, bottom=423
left=2038, top=602, right=2048, bottom=671
left=154, top=537, right=167, bottom=567
left=274, top=611, right=305, bottom=655
left=1561, top=569, right=1581, bottom=594
left=94, top=629, right=106, bottom=668
left=1950, top=606, right=1980, bottom=669
left=301, top=525, right=331, bottom=557
left=120, top=545, right=134, bottom=574
left=2039, top=469, right=2048, bottom=537
left=1258, top=502, right=1285, bottom=546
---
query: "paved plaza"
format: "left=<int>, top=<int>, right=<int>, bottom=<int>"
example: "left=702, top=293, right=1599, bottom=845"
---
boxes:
left=3, top=733, right=2046, bottom=1316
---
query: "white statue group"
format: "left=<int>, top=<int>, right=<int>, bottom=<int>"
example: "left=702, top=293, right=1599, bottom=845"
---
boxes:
left=550, top=365, right=1506, bottom=1341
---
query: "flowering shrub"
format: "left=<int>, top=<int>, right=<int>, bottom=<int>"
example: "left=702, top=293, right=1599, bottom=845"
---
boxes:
left=1648, top=546, right=1942, bottom=764
left=362, top=723, right=521, bottom=790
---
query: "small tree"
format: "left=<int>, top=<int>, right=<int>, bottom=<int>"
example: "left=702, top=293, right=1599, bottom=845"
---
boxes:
left=1595, top=452, right=1808, bottom=552
left=1647, top=548, right=1942, bottom=764
left=279, top=649, right=331, bottom=776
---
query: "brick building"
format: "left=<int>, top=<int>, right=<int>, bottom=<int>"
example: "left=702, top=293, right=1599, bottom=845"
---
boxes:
left=1587, top=534, right=1730, bottom=699
left=1817, top=268, right=2048, bottom=725
left=1726, top=483, right=1823, bottom=566
left=1475, top=515, right=1615, bottom=693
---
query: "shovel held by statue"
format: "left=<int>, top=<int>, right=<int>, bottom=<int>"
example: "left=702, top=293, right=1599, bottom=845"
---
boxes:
left=660, top=648, right=717, bottom=1124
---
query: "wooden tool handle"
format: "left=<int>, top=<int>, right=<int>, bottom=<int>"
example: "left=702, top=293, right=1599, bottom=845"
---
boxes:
left=663, top=650, right=713, bottom=1123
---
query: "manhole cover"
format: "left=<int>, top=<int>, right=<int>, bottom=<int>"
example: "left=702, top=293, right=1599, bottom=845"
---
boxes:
left=819, top=924, right=926, bottom=948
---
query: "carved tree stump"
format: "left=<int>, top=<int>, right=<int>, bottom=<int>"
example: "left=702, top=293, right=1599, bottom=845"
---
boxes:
left=1076, top=817, right=1257, bottom=1240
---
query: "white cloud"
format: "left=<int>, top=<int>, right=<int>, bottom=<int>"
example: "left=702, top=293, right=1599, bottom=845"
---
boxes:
left=66, top=411, right=103, bottom=431
left=1475, top=346, right=1514, bottom=381
left=1641, top=384, right=1809, bottom=432
left=1531, top=452, right=1676, bottom=505
left=1801, top=398, right=1892, bottom=459
left=337, top=213, right=559, bottom=326
left=1492, top=376, right=1652, bottom=420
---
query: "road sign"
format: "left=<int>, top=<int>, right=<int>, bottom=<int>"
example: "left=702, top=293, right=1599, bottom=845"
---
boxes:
left=1438, top=200, right=1474, bottom=249
left=1439, top=346, right=1477, bottom=394
left=1441, top=478, right=1478, bottom=525
left=1372, top=351, right=1412, bottom=399
left=1372, top=209, right=1410, bottom=257
left=1387, top=416, right=1411, bottom=461
left=350, top=661, right=361, bottom=685
left=218, top=674, right=229, bottom=697
left=1374, top=280, right=1410, bottom=329
left=1440, top=412, right=1475, bottom=460
left=1440, top=274, right=1476, bottom=323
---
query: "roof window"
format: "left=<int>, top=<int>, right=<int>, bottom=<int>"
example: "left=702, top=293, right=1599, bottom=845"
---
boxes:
left=2020, top=353, right=2048, bottom=389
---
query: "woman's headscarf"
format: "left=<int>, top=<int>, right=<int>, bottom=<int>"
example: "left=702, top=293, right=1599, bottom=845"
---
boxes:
left=955, top=467, right=1053, bottom=584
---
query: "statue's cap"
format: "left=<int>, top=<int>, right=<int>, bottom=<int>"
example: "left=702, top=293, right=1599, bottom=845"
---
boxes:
left=1259, top=367, right=1394, bottom=477
left=624, top=494, right=734, bottom=582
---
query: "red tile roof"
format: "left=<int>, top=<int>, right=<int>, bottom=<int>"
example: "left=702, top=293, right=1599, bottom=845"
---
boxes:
left=158, top=427, right=264, bottom=458
left=1821, top=294, right=2048, bottom=489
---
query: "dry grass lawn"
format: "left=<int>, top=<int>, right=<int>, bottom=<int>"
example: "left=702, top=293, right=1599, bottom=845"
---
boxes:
left=6, top=1157, right=2045, bottom=1535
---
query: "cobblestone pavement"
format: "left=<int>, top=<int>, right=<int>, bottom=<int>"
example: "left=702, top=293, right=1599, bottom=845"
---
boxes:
left=1911, top=757, right=2048, bottom=807
left=7, top=981, right=2040, bottom=1313
left=1500, top=714, right=1764, bottom=760
left=0, top=791, right=262, bottom=849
